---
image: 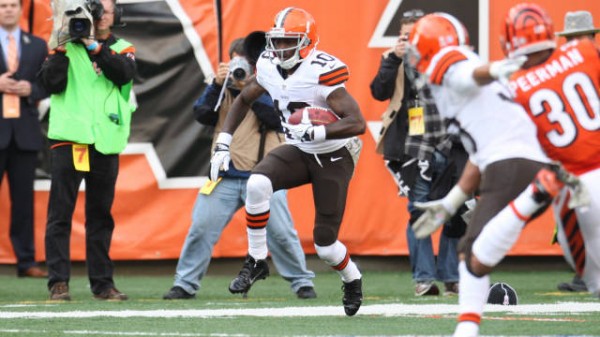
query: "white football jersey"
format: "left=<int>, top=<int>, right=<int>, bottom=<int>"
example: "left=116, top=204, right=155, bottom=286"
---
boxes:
left=256, top=49, right=350, bottom=154
left=425, top=46, right=549, bottom=171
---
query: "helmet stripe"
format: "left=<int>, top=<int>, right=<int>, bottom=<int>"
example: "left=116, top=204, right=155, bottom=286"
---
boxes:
left=513, top=7, right=545, bottom=29
left=275, top=7, right=294, bottom=28
left=438, top=13, right=467, bottom=46
left=505, top=4, right=555, bottom=57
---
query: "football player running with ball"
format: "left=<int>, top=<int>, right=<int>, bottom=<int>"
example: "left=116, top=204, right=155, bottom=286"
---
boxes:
left=209, top=7, right=366, bottom=316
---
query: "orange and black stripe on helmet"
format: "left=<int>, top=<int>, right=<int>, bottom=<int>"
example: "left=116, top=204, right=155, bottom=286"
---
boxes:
left=501, top=3, right=556, bottom=58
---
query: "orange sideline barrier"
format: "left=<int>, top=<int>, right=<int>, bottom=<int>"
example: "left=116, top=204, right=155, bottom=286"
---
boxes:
left=3, top=0, right=598, bottom=263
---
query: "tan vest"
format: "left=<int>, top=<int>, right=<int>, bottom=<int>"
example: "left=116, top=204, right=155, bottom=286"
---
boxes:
left=212, top=90, right=284, bottom=171
left=375, top=48, right=405, bottom=155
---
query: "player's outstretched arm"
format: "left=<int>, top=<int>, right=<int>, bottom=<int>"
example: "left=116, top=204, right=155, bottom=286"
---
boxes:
left=473, top=56, right=527, bottom=86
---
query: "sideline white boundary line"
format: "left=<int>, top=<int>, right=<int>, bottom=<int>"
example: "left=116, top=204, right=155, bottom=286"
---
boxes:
left=0, top=331, right=248, bottom=337
left=1, top=302, right=599, bottom=319
left=1, top=331, right=588, bottom=337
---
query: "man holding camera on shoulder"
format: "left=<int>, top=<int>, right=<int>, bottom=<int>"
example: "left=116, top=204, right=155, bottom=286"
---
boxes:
left=162, top=37, right=316, bottom=300
left=39, top=0, right=135, bottom=301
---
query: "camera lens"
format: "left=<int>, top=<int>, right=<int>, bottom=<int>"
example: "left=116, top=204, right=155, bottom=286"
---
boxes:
left=71, top=20, right=86, bottom=33
left=232, top=68, right=246, bottom=81
left=69, top=18, right=91, bottom=38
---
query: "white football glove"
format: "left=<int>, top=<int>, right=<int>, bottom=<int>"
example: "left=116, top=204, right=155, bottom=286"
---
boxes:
left=282, top=108, right=313, bottom=142
left=489, top=55, right=527, bottom=83
left=282, top=121, right=314, bottom=142
left=283, top=108, right=328, bottom=142
left=412, top=186, right=469, bottom=239
left=209, top=133, right=232, bottom=181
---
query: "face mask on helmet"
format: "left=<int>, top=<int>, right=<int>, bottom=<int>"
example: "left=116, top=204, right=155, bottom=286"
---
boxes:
left=404, top=49, right=427, bottom=89
left=500, top=3, right=556, bottom=58
left=405, top=43, right=421, bottom=71
left=265, top=7, right=318, bottom=70
left=266, top=31, right=310, bottom=69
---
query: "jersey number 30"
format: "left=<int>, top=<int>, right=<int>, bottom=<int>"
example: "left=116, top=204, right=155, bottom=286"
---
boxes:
left=529, top=72, right=600, bottom=147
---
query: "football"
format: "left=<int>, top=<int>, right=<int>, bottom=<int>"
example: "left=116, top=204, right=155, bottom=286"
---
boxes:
left=288, top=107, right=339, bottom=125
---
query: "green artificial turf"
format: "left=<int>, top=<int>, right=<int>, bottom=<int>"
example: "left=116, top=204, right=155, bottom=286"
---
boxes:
left=0, top=266, right=597, bottom=336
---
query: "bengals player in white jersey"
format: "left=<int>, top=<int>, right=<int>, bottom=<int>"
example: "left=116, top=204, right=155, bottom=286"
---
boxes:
left=209, top=7, right=365, bottom=316
left=404, top=12, right=568, bottom=337
left=502, top=3, right=600, bottom=299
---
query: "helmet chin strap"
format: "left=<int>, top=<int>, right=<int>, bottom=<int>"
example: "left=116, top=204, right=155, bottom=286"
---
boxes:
left=278, top=53, right=301, bottom=69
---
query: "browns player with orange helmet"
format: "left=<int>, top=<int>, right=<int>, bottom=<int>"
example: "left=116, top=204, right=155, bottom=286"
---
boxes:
left=408, top=6, right=600, bottom=336
left=502, top=3, right=600, bottom=299
left=404, top=11, right=572, bottom=337
left=264, top=7, right=319, bottom=70
left=210, top=7, right=366, bottom=316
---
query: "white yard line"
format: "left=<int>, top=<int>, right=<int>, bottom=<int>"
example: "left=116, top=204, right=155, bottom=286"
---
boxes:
left=0, top=302, right=599, bottom=319
left=0, top=331, right=249, bottom=336
left=0, top=330, right=594, bottom=337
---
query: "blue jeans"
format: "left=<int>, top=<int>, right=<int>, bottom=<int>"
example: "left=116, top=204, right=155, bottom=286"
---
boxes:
left=406, top=150, right=459, bottom=283
left=173, top=178, right=315, bottom=294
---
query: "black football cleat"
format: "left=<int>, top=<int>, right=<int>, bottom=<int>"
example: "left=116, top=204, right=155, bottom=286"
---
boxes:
left=342, top=278, right=363, bottom=316
left=557, top=275, right=588, bottom=292
left=228, top=255, right=270, bottom=296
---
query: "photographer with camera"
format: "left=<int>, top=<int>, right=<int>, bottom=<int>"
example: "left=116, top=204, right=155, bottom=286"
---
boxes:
left=39, top=0, right=135, bottom=301
left=370, top=9, right=464, bottom=297
left=162, top=37, right=316, bottom=300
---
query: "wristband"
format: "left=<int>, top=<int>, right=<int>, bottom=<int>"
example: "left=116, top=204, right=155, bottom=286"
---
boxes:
left=86, top=42, right=99, bottom=51
left=215, top=132, right=233, bottom=146
left=442, top=185, right=469, bottom=214
left=312, top=125, right=327, bottom=142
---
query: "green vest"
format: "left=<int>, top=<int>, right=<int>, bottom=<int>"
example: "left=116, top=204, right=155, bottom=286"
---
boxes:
left=48, top=39, right=136, bottom=154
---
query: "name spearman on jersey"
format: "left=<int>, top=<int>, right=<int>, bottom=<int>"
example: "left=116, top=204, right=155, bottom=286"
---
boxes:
left=509, top=42, right=584, bottom=93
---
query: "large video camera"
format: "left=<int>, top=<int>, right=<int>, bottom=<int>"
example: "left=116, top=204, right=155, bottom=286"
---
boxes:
left=49, top=0, right=105, bottom=49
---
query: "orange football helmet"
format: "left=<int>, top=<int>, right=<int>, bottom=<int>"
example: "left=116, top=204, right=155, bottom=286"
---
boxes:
left=407, top=13, right=470, bottom=74
left=265, top=7, right=319, bottom=69
left=501, top=3, right=555, bottom=57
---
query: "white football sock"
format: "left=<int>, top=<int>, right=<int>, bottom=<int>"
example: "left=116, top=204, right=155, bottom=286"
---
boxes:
left=315, top=241, right=361, bottom=282
left=248, top=227, right=268, bottom=260
left=245, top=174, right=273, bottom=261
left=454, top=261, right=489, bottom=337
left=473, top=184, right=545, bottom=266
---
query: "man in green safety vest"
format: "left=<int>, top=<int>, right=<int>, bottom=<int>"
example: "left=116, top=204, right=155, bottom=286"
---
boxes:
left=38, top=0, right=136, bottom=302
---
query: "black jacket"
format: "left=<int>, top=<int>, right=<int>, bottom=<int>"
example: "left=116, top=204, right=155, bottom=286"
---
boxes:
left=370, top=52, right=417, bottom=161
left=39, top=34, right=136, bottom=95
left=0, top=31, right=48, bottom=151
